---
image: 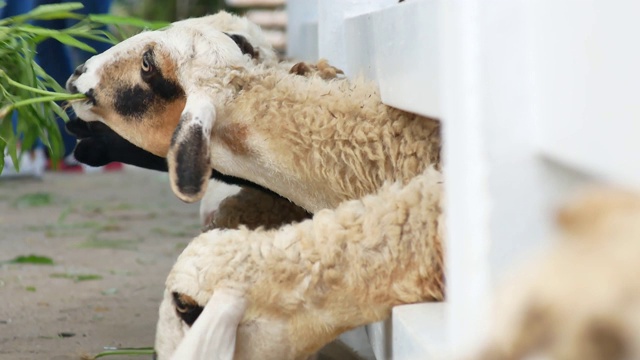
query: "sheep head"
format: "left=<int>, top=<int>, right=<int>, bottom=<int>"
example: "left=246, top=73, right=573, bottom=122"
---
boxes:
left=155, top=232, right=335, bottom=360
left=66, top=12, right=275, bottom=203
left=155, top=262, right=295, bottom=360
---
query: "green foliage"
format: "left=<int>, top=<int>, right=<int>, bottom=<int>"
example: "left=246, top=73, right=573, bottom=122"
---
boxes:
left=50, top=272, right=103, bottom=282
left=12, top=191, right=53, bottom=208
left=6, top=254, right=55, bottom=265
left=138, top=0, right=228, bottom=22
left=0, top=2, right=169, bottom=174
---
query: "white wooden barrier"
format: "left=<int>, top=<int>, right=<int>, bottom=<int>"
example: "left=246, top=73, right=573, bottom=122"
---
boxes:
left=288, top=0, right=640, bottom=358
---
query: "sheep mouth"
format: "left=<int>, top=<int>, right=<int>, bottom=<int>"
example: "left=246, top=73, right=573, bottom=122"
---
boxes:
left=84, top=89, right=97, bottom=106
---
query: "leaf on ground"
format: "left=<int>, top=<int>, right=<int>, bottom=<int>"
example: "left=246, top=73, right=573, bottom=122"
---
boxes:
left=76, top=237, right=140, bottom=250
left=151, top=227, right=194, bottom=238
left=7, top=254, right=54, bottom=265
left=50, top=273, right=103, bottom=282
left=12, top=192, right=53, bottom=208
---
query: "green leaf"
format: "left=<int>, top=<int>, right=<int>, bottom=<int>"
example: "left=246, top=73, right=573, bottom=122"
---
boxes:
left=12, top=192, right=53, bottom=208
left=10, top=3, right=84, bottom=23
left=89, top=14, right=169, bottom=30
left=51, top=33, right=96, bottom=53
left=7, top=254, right=55, bottom=265
left=50, top=273, right=103, bottom=282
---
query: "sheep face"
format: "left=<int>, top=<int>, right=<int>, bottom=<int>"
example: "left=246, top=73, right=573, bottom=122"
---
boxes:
left=66, top=20, right=254, bottom=158
left=155, top=272, right=295, bottom=360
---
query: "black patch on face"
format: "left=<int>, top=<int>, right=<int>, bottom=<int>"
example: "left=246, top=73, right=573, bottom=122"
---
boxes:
left=114, top=84, right=154, bottom=119
left=172, top=292, right=203, bottom=327
left=147, top=74, right=183, bottom=100
left=224, top=33, right=258, bottom=59
left=113, top=49, right=185, bottom=120
left=141, top=49, right=184, bottom=101
left=175, top=123, right=209, bottom=196
left=170, top=115, right=185, bottom=147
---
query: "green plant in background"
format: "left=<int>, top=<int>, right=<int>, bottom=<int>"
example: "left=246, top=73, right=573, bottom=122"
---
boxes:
left=0, top=1, right=167, bottom=174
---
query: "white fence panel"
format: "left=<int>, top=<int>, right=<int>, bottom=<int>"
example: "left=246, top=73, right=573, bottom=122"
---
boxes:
left=287, top=0, right=639, bottom=358
left=528, top=1, right=640, bottom=189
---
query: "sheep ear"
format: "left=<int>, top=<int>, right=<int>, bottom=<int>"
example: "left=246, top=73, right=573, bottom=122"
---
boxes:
left=170, top=289, right=247, bottom=360
left=167, top=93, right=215, bottom=203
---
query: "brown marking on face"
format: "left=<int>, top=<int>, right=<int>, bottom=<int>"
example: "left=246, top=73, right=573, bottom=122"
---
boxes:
left=89, top=43, right=186, bottom=156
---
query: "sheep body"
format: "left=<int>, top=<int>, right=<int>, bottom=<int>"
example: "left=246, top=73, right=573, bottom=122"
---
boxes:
left=201, top=184, right=311, bottom=231
left=202, top=64, right=440, bottom=211
left=157, top=166, right=444, bottom=360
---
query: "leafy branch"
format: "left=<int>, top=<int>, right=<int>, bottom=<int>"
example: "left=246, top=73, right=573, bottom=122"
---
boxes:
left=0, top=2, right=168, bottom=173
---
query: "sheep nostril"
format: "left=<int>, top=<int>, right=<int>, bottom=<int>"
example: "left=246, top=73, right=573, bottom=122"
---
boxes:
left=73, top=64, right=86, bottom=76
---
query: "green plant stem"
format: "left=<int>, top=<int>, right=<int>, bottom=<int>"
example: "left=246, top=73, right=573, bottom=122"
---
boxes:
left=0, top=70, right=78, bottom=97
left=92, top=348, right=155, bottom=358
left=10, top=93, right=85, bottom=109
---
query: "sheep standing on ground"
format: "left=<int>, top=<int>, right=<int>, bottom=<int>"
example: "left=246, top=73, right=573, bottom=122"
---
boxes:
left=65, top=13, right=443, bottom=359
left=474, top=189, right=640, bottom=360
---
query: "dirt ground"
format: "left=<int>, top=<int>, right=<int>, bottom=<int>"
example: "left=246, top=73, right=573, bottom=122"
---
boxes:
left=0, top=168, right=200, bottom=360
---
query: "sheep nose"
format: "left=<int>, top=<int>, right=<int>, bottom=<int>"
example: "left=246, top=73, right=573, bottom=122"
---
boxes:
left=67, top=83, right=78, bottom=94
left=73, top=64, right=86, bottom=76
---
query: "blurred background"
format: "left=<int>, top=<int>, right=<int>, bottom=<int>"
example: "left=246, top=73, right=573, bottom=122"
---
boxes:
left=114, top=0, right=287, bottom=54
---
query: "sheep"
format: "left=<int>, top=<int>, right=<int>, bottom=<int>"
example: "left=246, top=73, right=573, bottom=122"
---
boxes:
left=473, top=188, right=640, bottom=360
left=64, top=14, right=441, bottom=211
left=64, top=11, right=275, bottom=175
left=63, top=11, right=322, bottom=229
left=200, top=182, right=311, bottom=232
left=156, top=166, right=444, bottom=360
left=64, top=12, right=443, bottom=359
left=63, top=12, right=342, bottom=179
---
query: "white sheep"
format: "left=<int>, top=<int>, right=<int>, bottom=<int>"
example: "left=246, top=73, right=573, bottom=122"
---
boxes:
left=65, top=14, right=440, bottom=209
left=473, top=188, right=640, bottom=360
left=158, top=166, right=444, bottom=360
left=65, top=13, right=443, bottom=359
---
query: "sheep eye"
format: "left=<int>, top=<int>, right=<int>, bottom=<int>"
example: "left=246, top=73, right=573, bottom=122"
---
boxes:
left=172, top=292, right=204, bottom=326
left=173, top=293, right=194, bottom=313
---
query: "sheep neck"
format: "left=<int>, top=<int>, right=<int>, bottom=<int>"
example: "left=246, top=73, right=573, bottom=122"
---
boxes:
left=210, top=65, right=442, bottom=213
